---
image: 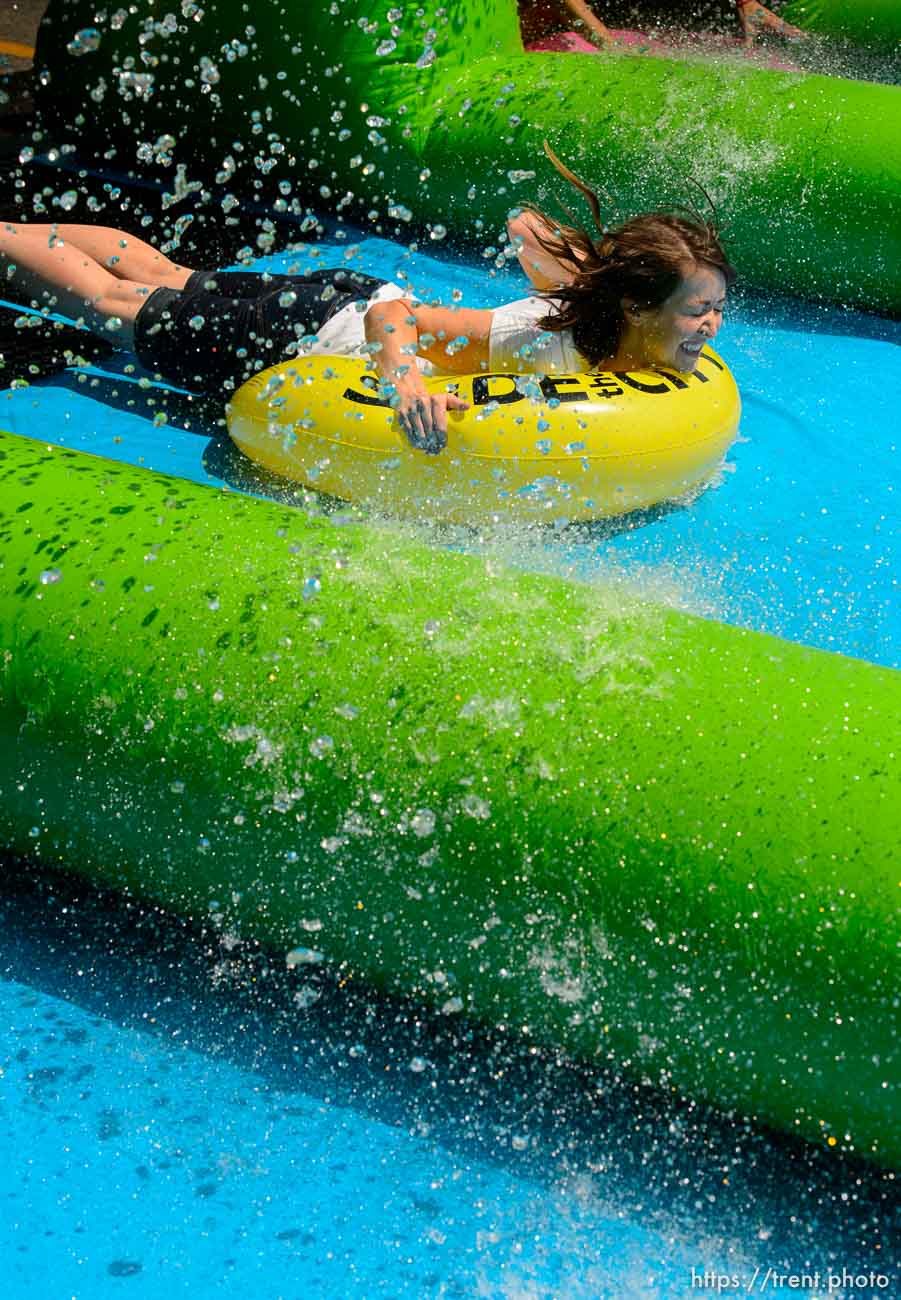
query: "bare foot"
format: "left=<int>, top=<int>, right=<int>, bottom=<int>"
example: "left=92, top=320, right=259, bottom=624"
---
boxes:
left=736, top=0, right=806, bottom=43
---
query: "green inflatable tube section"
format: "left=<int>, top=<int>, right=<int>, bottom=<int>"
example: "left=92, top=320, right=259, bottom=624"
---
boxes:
left=782, top=0, right=901, bottom=51
left=35, top=1, right=901, bottom=313
left=1, top=431, right=898, bottom=1166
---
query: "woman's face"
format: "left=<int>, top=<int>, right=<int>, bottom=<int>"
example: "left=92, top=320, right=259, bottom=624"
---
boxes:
left=632, top=265, right=728, bottom=373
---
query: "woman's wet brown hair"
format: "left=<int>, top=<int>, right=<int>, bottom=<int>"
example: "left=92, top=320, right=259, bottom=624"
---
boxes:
left=525, top=143, right=736, bottom=367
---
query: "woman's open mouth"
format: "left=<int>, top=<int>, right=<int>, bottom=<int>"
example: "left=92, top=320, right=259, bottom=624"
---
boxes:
left=674, top=340, right=705, bottom=369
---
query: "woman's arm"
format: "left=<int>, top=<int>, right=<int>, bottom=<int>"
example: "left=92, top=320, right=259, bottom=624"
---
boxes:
left=507, top=211, right=585, bottom=290
left=363, top=298, right=492, bottom=454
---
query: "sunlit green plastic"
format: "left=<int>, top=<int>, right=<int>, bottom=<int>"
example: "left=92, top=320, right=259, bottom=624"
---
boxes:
left=36, top=1, right=901, bottom=312
left=782, top=0, right=901, bottom=51
left=1, top=431, right=897, bottom=1166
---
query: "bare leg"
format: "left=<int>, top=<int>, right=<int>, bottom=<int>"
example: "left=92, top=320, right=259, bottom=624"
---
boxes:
left=44, top=224, right=194, bottom=288
left=0, top=220, right=161, bottom=346
left=1, top=221, right=194, bottom=288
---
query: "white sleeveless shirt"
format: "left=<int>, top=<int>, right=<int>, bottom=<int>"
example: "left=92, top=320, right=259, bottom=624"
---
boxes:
left=488, top=296, right=586, bottom=372
left=307, top=286, right=585, bottom=375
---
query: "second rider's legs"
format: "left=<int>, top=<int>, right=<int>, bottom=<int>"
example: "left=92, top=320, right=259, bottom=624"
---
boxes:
left=0, top=221, right=195, bottom=346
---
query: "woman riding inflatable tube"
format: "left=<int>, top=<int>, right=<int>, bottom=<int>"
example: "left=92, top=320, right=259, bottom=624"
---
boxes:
left=34, top=0, right=901, bottom=313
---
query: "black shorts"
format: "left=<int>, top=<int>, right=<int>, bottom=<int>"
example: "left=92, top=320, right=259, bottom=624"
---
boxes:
left=133, top=266, right=388, bottom=396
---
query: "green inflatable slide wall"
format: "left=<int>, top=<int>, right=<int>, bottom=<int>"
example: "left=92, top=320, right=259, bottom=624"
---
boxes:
left=33, top=0, right=901, bottom=312
left=1, top=433, right=898, bottom=1166
left=783, top=0, right=901, bottom=51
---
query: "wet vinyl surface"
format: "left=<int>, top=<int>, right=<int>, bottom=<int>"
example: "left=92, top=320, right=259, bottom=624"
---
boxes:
left=2, top=860, right=899, bottom=1300
left=1, top=233, right=899, bottom=1299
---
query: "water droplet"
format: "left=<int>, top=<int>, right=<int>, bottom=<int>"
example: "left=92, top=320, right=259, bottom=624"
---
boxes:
left=66, top=27, right=102, bottom=57
left=39, top=568, right=62, bottom=586
left=302, top=575, right=321, bottom=601
left=375, top=39, right=397, bottom=56
left=409, top=1056, right=429, bottom=1073
left=309, top=735, right=334, bottom=758
left=58, top=191, right=79, bottom=212
left=411, top=809, right=436, bottom=838
left=286, top=946, right=324, bottom=967
left=429, top=224, right=447, bottom=242
left=423, top=620, right=440, bottom=639
left=462, top=794, right=491, bottom=820
left=199, top=56, right=220, bottom=86
left=188, top=315, right=205, bottom=331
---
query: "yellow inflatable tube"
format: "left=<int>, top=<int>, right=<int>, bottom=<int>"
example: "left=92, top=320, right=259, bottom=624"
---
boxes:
left=227, top=351, right=741, bottom=523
